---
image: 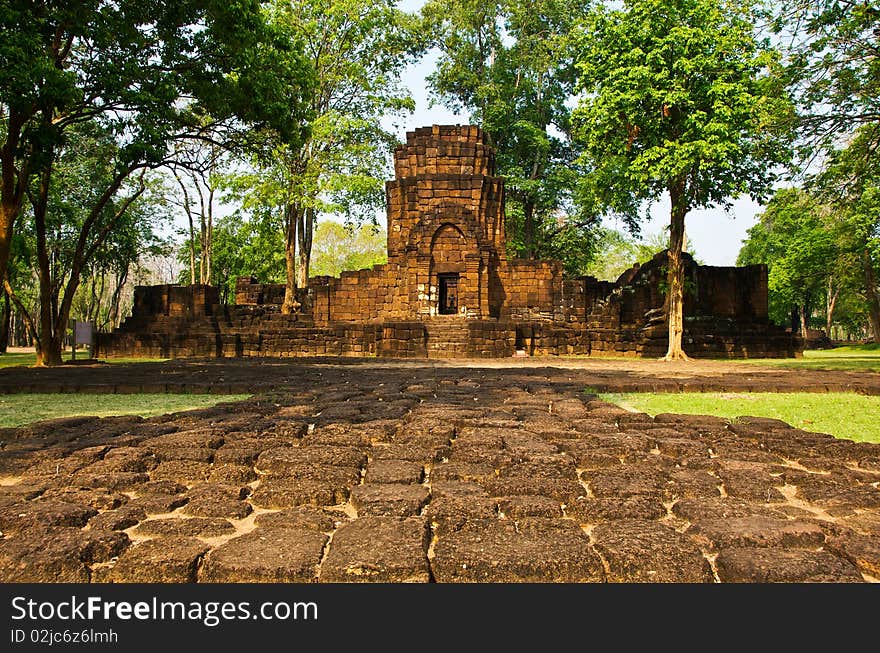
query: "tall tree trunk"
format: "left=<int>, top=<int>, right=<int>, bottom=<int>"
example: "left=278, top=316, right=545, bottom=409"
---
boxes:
left=523, top=200, right=535, bottom=259
left=3, top=279, right=38, bottom=353
left=864, top=248, right=880, bottom=344
left=205, top=185, right=213, bottom=285
left=664, top=182, right=690, bottom=361
left=33, top=151, right=64, bottom=368
left=173, top=170, right=197, bottom=285
left=282, top=203, right=300, bottom=315
left=109, top=266, right=129, bottom=329
left=0, top=107, right=30, bottom=288
left=296, top=206, right=314, bottom=289
left=799, top=304, right=809, bottom=341
left=826, top=277, right=839, bottom=337
left=189, top=215, right=197, bottom=286
left=0, top=203, right=17, bottom=297
left=0, top=289, right=9, bottom=354
left=198, top=183, right=207, bottom=285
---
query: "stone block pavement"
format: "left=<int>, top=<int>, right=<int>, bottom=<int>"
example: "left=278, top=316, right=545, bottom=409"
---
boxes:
left=0, top=358, right=878, bottom=582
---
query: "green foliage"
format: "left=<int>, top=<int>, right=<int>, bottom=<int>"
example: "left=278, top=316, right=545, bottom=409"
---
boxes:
left=11, top=120, right=170, bottom=335
left=773, top=1, right=880, bottom=158
left=424, top=0, right=593, bottom=263
left=739, top=125, right=880, bottom=339
left=737, top=188, right=840, bottom=326
left=310, top=221, right=387, bottom=277
left=41, top=121, right=169, bottom=277
left=573, top=0, right=793, bottom=225
left=0, top=0, right=310, bottom=177
left=206, top=210, right=286, bottom=302
left=817, top=127, right=880, bottom=261
left=814, top=126, right=880, bottom=340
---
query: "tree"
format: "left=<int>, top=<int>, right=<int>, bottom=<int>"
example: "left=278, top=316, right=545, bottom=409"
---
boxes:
left=310, top=221, right=387, bottom=277
left=424, top=0, right=594, bottom=263
left=737, top=188, right=842, bottom=338
left=197, top=209, right=286, bottom=303
left=815, top=126, right=880, bottom=342
left=5, top=121, right=169, bottom=362
left=227, top=0, right=421, bottom=315
left=168, top=139, right=225, bottom=286
left=773, top=1, right=880, bottom=159
left=573, top=0, right=792, bottom=360
left=0, top=0, right=313, bottom=365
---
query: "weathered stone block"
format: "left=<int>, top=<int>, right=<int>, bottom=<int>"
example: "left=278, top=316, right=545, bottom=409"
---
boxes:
left=432, top=518, right=603, bottom=583
left=320, top=517, right=430, bottom=583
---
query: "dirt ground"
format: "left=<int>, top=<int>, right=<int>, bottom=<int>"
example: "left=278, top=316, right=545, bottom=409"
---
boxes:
left=0, top=355, right=878, bottom=395
left=1, top=357, right=878, bottom=582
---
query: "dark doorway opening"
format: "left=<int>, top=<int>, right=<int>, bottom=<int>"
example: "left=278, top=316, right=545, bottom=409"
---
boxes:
left=438, top=274, right=459, bottom=315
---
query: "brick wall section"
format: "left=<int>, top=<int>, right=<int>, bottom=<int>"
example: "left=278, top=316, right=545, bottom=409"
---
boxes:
left=132, top=284, right=219, bottom=319
left=502, top=260, right=565, bottom=321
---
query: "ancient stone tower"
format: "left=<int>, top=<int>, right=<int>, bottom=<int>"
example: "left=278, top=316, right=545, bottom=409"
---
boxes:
left=385, top=125, right=506, bottom=319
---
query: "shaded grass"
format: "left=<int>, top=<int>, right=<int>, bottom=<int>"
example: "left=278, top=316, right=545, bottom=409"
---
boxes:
left=0, top=393, right=250, bottom=428
left=728, top=344, right=880, bottom=372
left=0, top=352, right=167, bottom=369
left=600, top=391, right=880, bottom=443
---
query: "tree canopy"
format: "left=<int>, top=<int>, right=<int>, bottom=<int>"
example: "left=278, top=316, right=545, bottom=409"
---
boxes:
left=738, top=188, right=841, bottom=335
left=775, top=0, right=880, bottom=159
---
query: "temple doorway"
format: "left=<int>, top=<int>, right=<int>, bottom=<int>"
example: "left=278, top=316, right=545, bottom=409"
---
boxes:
left=438, top=274, right=459, bottom=315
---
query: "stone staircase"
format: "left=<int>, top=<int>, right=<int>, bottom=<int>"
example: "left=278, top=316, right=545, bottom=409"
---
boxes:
left=425, top=319, right=471, bottom=358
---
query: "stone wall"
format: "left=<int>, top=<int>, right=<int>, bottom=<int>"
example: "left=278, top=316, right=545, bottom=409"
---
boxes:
left=132, top=284, right=219, bottom=319
left=502, top=260, right=565, bottom=321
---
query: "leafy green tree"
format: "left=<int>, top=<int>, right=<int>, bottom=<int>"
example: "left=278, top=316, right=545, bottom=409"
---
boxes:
left=227, top=0, right=421, bottom=315
left=310, top=221, right=387, bottom=278
left=4, top=121, right=170, bottom=362
left=737, top=188, right=841, bottom=338
left=815, top=126, right=880, bottom=342
left=424, top=0, right=593, bottom=263
left=203, top=209, right=287, bottom=304
left=0, top=0, right=312, bottom=364
left=573, top=0, right=792, bottom=360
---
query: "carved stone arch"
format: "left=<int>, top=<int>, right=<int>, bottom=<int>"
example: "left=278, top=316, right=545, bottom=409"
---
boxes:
left=430, top=222, right=467, bottom=266
left=405, top=202, right=486, bottom=255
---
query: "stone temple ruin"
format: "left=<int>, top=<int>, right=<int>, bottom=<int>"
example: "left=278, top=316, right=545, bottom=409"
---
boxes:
left=97, top=125, right=800, bottom=359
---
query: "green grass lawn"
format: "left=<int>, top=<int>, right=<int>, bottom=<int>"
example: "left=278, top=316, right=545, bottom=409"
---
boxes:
left=600, top=391, right=880, bottom=443
left=0, top=393, right=250, bottom=428
left=730, top=343, right=880, bottom=372
left=0, top=352, right=167, bottom=368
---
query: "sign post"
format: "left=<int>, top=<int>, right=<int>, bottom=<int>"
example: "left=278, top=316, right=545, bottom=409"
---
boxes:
left=73, top=319, right=94, bottom=361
